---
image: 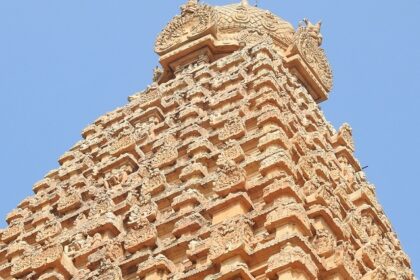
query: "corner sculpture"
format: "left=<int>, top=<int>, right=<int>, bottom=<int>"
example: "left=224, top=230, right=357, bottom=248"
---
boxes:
left=0, top=1, right=415, bottom=279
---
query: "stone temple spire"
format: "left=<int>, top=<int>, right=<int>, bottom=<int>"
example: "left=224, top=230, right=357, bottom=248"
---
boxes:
left=0, top=1, right=415, bottom=280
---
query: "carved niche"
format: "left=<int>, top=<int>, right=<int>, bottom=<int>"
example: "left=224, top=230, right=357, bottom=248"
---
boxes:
left=265, top=197, right=312, bottom=237
left=266, top=243, right=318, bottom=279
left=151, top=135, right=179, bottom=169
left=218, top=116, right=246, bottom=142
left=213, top=157, right=246, bottom=197
left=208, top=216, right=254, bottom=263
left=127, top=194, right=158, bottom=227
left=124, top=219, right=157, bottom=253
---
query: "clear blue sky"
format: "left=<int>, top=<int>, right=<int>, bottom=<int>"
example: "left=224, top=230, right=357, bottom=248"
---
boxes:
left=0, top=0, right=419, bottom=275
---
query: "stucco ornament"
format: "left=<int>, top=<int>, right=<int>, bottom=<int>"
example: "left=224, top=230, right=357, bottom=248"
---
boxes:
left=155, top=1, right=217, bottom=54
left=293, top=19, right=333, bottom=91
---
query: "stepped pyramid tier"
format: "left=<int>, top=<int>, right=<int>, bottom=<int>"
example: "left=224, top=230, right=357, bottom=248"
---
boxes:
left=0, top=1, right=415, bottom=280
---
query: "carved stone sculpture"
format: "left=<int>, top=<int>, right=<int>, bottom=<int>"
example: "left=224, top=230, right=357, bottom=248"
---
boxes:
left=0, top=1, right=415, bottom=279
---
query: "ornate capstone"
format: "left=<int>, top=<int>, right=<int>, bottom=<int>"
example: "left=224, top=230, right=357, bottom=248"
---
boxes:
left=155, top=2, right=294, bottom=55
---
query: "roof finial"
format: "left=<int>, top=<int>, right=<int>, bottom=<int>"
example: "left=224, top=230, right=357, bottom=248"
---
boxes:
left=241, top=0, right=249, bottom=6
left=181, top=0, right=199, bottom=14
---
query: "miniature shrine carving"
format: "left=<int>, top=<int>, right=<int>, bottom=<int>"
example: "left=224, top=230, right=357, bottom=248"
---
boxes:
left=0, top=0, right=415, bottom=279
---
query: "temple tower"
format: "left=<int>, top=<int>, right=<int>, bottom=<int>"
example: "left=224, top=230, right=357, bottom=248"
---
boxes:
left=0, top=1, right=415, bottom=279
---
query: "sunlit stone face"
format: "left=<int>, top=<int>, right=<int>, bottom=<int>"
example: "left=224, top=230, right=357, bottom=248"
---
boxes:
left=0, top=1, right=414, bottom=280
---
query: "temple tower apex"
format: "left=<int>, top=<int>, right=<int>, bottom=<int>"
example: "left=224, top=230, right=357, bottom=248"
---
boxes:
left=0, top=1, right=415, bottom=280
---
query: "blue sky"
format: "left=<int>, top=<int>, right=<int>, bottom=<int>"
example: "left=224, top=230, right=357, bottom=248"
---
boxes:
left=0, top=0, right=419, bottom=275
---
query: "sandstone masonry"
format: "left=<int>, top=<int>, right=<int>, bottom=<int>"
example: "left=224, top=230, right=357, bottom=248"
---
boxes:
left=0, top=1, right=415, bottom=279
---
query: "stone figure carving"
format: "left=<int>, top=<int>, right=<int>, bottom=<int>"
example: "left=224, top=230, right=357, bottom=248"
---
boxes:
left=0, top=1, right=415, bottom=279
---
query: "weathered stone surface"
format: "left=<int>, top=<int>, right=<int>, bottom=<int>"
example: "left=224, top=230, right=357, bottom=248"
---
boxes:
left=0, top=1, right=415, bottom=279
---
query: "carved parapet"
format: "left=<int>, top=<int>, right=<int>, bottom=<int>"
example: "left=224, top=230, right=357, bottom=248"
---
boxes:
left=59, top=150, right=81, bottom=166
left=152, top=145, right=178, bottom=169
left=187, top=138, right=214, bottom=158
left=143, top=171, right=168, bottom=196
left=88, top=191, right=115, bottom=218
left=355, top=242, right=382, bottom=270
left=135, top=88, right=162, bottom=110
left=263, top=177, right=304, bottom=204
left=36, top=221, right=62, bottom=243
left=137, top=254, right=176, bottom=279
left=218, top=117, right=246, bottom=142
left=33, top=178, right=52, bottom=194
left=29, top=191, right=59, bottom=212
left=223, top=142, right=245, bottom=163
left=1, top=222, right=23, bottom=243
left=127, top=199, right=158, bottom=227
left=251, top=73, right=281, bottom=96
left=85, top=259, right=124, bottom=280
left=64, top=232, right=103, bottom=260
left=265, top=198, right=312, bottom=237
left=6, top=239, right=29, bottom=259
left=215, top=262, right=255, bottom=280
left=179, top=105, right=204, bottom=123
left=87, top=240, right=125, bottom=269
left=10, top=253, right=32, bottom=278
left=324, top=242, right=362, bottom=280
left=179, top=124, right=207, bottom=141
left=361, top=267, right=388, bottom=280
left=256, top=108, right=289, bottom=134
left=335, top=146, right=361, bottom=174
left=128, top=106, right=164, bottom=129
left=173, top=213, right=206, bottom=238
left=306, top=185, right=343, bottom=219
left=58, top=157, right=92, bottom=180
left=5, top=207, right=30, bottom=225
left=250, top=56, right=276, bottom=77
left=180, top=162, right=208, bottom=182
left=57, top=191, right=82, bottom=214
left=213, top=159, right=246, bottom=197
left=209, top=87, right=246, bottom=111
left=266, top=243, right=318, bottom=280
left=12, top=244, right=76, bottom=279
left=259, top=150, right=295, bottom=178
left=307, top=206, right=348, bottom=241
left=211, top=68, right=245, bottom=91
left=345, top=206, right=386, bottom=245
left=258, top=130, right=290, bottom=152
left=33, top=245, right=75, bottom=275
left=172, top=189, right=205, bottom=212
left=312, top=228, right=336, bottom=258
left=124, top=223, right=157, bottom=253
left=86, top=212, right=123, bottom=237
left=81, top=123, right=98, bottom=139
left=349, top=184, right=379, bottom=209
left=187, top=238, right=209, bottom=261
left=208, top=216, right=254, bottom=264
left=185, top=85, right=210, bottom=102
left=95, top=153, right=139, bottom=179
left=108, top=134, right=141, bottom=158
left=207, top=192, right=254, bottom=224
left=97, top=109, right=125, bottom=128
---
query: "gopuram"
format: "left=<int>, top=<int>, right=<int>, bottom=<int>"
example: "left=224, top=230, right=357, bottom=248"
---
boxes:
left=0, top=0, right=415, bottom=279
